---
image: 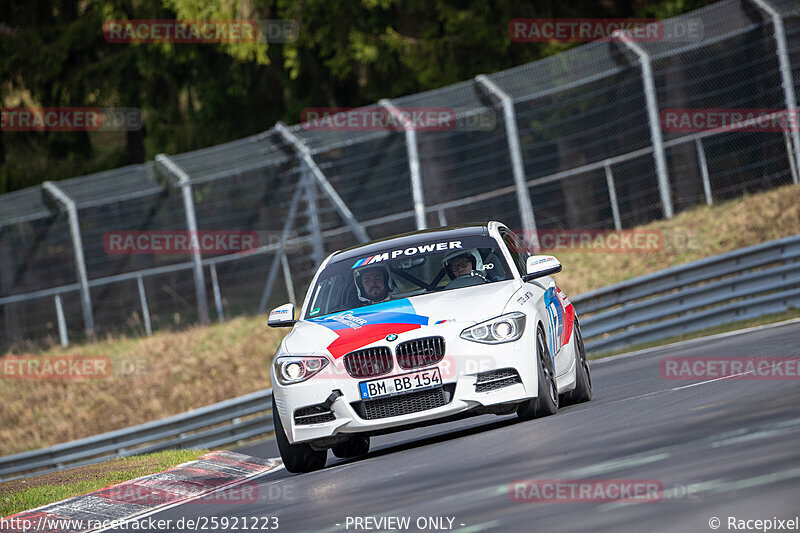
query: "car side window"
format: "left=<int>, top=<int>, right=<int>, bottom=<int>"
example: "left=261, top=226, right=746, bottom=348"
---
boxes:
left=501, top=230, right=528, bottom=276
left=482, top=251, right=507, bottom=280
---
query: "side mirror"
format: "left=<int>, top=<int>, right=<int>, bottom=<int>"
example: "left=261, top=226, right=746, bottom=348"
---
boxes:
left=522, top=255, right=562, bottom=281
left=268, top=303, right=296, bottom=328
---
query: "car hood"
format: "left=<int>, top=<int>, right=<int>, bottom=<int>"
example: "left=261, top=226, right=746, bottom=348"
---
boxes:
left=282, top=280, right=523, bottom=359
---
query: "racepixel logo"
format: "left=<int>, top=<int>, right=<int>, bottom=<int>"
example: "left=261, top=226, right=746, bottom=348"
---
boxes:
left=104, top=230, right=258, bottom=255
left=351, top=241, right=464, bottom=268
left=1, top=108, right=143, bottom=131
left=103, top=19, right=299, bottom=43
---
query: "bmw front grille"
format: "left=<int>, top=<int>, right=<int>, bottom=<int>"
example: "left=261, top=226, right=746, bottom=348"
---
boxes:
left=343, top=347, right=393, bottom=378
left=396, top=336, right=445, bottom=370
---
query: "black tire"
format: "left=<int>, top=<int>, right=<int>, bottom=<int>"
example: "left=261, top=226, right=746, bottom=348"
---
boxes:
left=567, top=319, right=593, bottom=404
left=272, top=395, right=327, bottom=473
left=517, top=326, right=559, bottom=420
left=331, top=435, right=371, bottom=459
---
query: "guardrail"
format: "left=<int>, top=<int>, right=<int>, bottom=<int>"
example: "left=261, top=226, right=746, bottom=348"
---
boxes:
left=574, top=235, right=800, bottom=352
left=0, top=389, right=273, bottom=481
left=2, top=236, right=799, bottom=480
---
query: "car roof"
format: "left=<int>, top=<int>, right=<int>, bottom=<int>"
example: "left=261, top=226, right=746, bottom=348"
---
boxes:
left=331, top=224, right=492, bottom=264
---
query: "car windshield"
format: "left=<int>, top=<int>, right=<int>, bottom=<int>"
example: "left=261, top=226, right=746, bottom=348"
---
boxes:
left=304, top=235, right=513, bottom=319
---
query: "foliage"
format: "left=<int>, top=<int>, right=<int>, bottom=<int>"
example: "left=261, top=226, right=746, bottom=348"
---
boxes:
left=0, top=0, right=709, bottom=193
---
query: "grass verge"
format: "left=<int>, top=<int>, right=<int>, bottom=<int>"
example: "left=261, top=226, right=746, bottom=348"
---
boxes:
left=554, top=183, right=800, bottom=296
left=0, top=317, right=285, bottom=456
left=0, top=449, right=207, bottom=518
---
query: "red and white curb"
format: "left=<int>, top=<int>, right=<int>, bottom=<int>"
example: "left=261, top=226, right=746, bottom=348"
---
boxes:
left=1, top=451, right=282, bottom=533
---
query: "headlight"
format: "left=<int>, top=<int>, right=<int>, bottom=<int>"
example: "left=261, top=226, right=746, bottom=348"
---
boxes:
left=460, top=312, right=526, bottom=344
left=274, top=356, right=329, bottom=385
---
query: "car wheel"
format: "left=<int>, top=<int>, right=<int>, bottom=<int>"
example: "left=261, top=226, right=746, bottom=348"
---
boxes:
left=567, top=318, right=593, bottom=404
left=518, top=326, right=559, bottom=420
left=331, top=435, right=371, bottom=459
left=272, top=395, right=327, bottom=473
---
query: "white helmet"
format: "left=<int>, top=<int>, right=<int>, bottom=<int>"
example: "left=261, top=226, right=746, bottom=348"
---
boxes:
left=442, top=249, right=483, bottom=280
left=353, top=263, right=397, bottom=303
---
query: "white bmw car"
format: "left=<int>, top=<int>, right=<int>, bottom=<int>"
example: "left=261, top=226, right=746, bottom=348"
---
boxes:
left=268, top=221, right=592, bottom=472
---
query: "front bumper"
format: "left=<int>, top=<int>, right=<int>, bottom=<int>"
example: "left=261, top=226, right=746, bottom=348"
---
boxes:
left=272, top=323, right=539, bottom=444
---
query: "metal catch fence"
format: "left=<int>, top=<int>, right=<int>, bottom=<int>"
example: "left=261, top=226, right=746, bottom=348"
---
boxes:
left=1, top=0, right=799, bottom=347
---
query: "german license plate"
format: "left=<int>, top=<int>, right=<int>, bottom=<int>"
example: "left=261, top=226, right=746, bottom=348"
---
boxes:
left=359, top=368, right=442, bottom=400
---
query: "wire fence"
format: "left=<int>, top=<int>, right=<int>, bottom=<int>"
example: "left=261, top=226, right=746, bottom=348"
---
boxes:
left=1, top=0, right=799, bottom=348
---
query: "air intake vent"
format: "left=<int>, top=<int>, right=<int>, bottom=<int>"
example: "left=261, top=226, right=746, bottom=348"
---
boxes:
left=361, top=387, right=448, bottom=420
left=396, top=336, right=445, bottom=370
left=475, top=368, right=522, bottom=392
left=343, top=347, right=393, bottom=378
left=294, top=404, right=336, bottom=425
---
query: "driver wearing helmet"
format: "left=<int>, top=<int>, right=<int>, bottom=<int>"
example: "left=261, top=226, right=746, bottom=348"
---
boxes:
left=353, top=264, right=396, bottom=304
left=443, top=249, right=486, bottom=281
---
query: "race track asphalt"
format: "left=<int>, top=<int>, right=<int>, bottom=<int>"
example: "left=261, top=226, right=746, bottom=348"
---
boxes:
left=105, top=321, right=800, bottom=533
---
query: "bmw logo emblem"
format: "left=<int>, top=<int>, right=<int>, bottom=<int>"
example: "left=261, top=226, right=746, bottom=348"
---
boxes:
left=386, top=334, right=398, bottom=342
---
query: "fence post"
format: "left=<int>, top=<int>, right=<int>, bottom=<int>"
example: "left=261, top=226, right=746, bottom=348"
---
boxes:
left=784, top=128, right=800, bottom=185
left=136, top=275, right=152, bottom=336
left=54, top=295, right=68, bottom=347
left=695, top=139, right=713, bottom=206
left=155, top=154, right=209, bottom=325
left=257, top=175, right=306, bottom=313
left=437, top=208, right=448, bottom=227
left=751, top=0, right=800, bottom=177
left=42, top=182, right=95, bottom=340
left=475, top=75, right=538, bottom=246
left=604, top=162, right=622, bottom=230
left=614, top=31, right=674, bottom=219
left=281, top=253, right=297, bottom=307
left=209, top=264, right=224, bottom=323
left=275, top=122, right=369, bottom=243
left=304, top=166, right=326, bottom=267
left=379, top=99, right=427, bottom=230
